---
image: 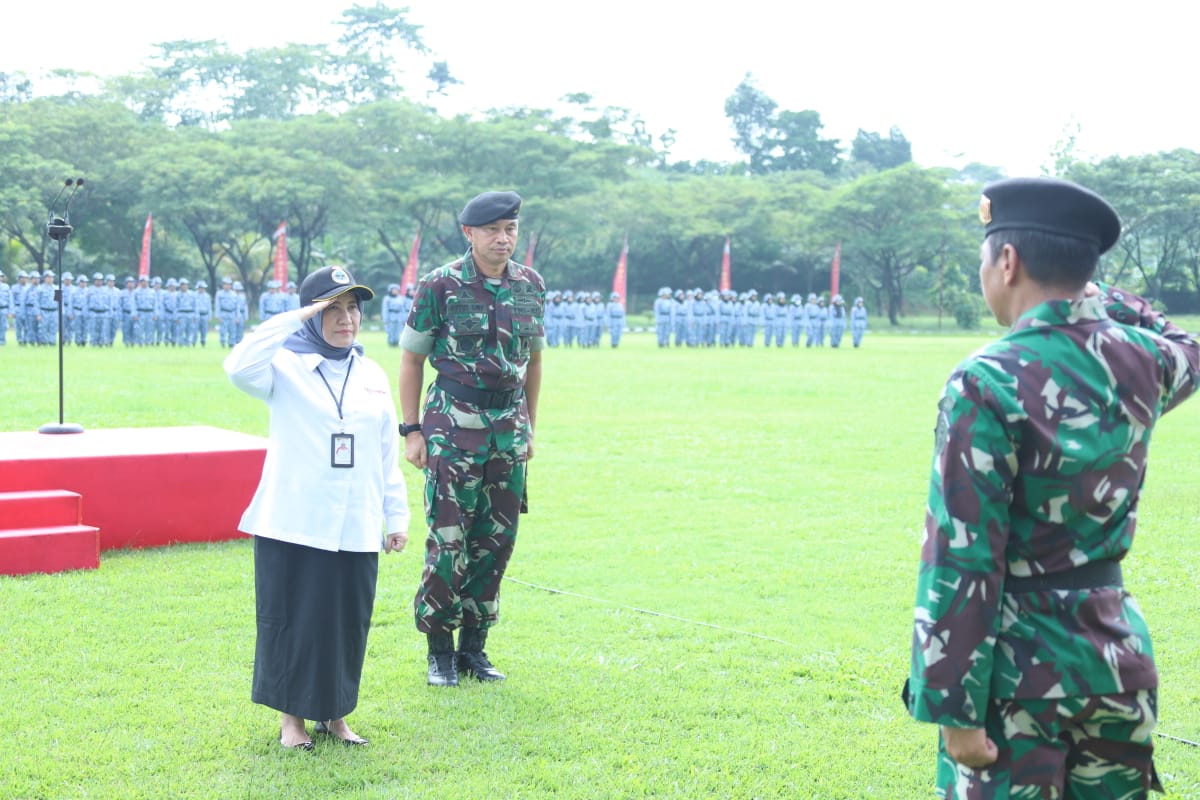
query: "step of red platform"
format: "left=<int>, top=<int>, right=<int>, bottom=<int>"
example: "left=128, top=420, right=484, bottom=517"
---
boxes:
left=0, top=524, right=100, bottom=576
left=0, top=489, right=84, bottom=528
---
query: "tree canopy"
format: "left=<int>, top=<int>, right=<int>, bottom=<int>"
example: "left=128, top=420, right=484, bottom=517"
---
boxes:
left=4, top=12, right=1198, bottom=321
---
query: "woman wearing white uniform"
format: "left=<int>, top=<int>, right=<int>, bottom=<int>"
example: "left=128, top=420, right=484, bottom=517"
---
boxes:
left=225, top=266, right=409, bottom=751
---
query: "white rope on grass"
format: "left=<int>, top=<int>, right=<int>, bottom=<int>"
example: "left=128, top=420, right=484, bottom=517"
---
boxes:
left=506, top=576, right=814, bottom=651
left=507, top=576, right=1200, bottom=748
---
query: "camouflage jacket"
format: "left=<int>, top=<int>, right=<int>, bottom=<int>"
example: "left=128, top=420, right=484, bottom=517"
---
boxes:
left=400, top=249, right=546, bottom=392
left=909, top=284, right=1200, bottom=728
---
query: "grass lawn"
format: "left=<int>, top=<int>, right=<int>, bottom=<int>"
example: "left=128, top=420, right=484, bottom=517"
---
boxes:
left=1, top=324, right=1198, bottom=799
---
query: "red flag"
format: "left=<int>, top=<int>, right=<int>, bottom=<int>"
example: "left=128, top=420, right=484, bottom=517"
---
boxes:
left=523, top=232, right=538, bottom=268
left=830, top=242, right=842, bottom=297
left=719, top=236, right=731, bottom=291
left=401, top=228, right=421, bottom=291
left=138, top=213, right=153, bottom=278
left=272, top=221, right=288, bottom=285
left=611, top=235, right=628, bottom=305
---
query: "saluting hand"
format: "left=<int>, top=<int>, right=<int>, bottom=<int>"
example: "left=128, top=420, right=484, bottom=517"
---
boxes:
left=298, top=299, right=331, bottom=321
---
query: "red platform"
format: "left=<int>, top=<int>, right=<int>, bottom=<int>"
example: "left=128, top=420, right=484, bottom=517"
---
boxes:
left=0, top=426, right=266, bottom=552
left=0, top=490, right=100, bottom=575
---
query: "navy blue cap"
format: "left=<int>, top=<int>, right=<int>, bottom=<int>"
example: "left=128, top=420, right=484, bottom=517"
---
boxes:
left=299, top=266, right=374, bottom=306
left=458, top=191, right=522, bottom=226
left=980, top=177, right=1120, bottom=254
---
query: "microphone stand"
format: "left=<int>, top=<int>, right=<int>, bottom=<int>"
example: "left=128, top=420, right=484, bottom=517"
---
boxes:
left=38, top=214, right=84, bottom=434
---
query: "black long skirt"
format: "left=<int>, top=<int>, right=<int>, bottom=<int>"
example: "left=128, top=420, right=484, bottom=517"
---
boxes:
left=251, top=535, right=378, bottom=722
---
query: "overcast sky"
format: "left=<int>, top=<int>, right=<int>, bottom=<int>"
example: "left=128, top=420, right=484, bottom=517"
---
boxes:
left=5, top=0, right=1194, bottom=175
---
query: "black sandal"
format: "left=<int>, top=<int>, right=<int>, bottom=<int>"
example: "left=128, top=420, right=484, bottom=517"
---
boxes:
left=315, top=720, right=369, bottom=746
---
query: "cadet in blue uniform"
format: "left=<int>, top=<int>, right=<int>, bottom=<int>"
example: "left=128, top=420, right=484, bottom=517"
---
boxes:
left=175, top=277, right=196, bottom=345
left=543, top=291, right=560, bottom=346
left=12, top=271, right=30, bottom=344
left=58, top=272, right=75, bottom=344
left=103, top=275, right=119, bottom=345
left=131, top=276, right=153, bottom=345
left=196, top=280, right=212, bottom=345
left=742, top=289, right=762, bottom=347
left=827, top=294, right=847, bottom=347
left=85, top=272, right=107, bottom=345
left=653, top=287, right=672, bottom=347
left=850, top=297, right=868, bottom=347
left=0, top=272, right=9, bottom=345
left=571, top=292, right=588, bottom=347
left=761, top=293, right=778, bottom=347
left=37, top=270, right=61, bottom=345
left=66, top=273, right=84, bottom=345
left=161, top=278, right=180, bottom=345
left=259, top=280, right=281, bottom=322
left=234, top=281, right=248, bottom=343
left=605, top=291, right=625, bottom=347
left=804, top=294, right=821, bottom=347
left=383, top=283, right=405, bottom=346
left=118, top=277, right=135, bottom=346
left=786, top=294, right=801, bottom=346
left=771, top=291, right=787, bottom=346
left=26, top=271, right=46, bottom=344
left=148, top=278, right=165, bottom=345
left=216, top=276, right=238, bottom=346
left=717, top=290, right=734, bottom=346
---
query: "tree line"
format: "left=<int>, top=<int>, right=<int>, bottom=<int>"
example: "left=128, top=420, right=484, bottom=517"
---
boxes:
left=3, top=4, right=1199, bottom=324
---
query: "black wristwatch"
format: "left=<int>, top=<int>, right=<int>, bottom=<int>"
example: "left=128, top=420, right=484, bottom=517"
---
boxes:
left=399, top=423, right=422, bottom=436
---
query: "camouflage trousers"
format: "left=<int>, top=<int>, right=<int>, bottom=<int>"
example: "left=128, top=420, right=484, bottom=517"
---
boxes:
left=413, top=414, right=527, bottom=634
left=937, top=690, right=1162, bottom=799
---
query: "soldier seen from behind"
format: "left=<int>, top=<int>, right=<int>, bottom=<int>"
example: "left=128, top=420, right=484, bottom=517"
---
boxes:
left=906, top=177, right=1200, bottom=798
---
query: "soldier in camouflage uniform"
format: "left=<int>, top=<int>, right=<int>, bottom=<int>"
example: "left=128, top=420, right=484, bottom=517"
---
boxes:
left=399, top=190, right=545, bottom=688
left=907, top=177, right=1200, bottom=799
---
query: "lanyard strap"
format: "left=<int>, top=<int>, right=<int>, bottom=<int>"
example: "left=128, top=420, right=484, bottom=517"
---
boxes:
left=315, top=360, right=353, bottom=421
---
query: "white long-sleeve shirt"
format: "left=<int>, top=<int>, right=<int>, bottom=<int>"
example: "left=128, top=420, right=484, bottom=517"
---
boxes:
left=224, top=310, right=409, bottom=552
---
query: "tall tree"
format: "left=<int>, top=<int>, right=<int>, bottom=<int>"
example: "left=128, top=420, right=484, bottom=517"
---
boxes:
left=850, top=126, right=912, bottom=171
left=765, top=109, right=841, bottom=176
left=824, top=165, right=973, bottom=324
left=724, top=75, right=776, bottom=174
left=1067, top=151, right=1200, bottom=299
left=334, top=2, right=430, bottom=104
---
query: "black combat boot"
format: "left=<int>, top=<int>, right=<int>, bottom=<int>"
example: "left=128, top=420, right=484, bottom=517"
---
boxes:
left=457, top=627, right=506, bottom=682
left=426, top=632, right=458, bottom=687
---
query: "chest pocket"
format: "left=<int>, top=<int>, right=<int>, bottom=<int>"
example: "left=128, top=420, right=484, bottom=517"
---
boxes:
left=447, top=297, right=489, bottom=356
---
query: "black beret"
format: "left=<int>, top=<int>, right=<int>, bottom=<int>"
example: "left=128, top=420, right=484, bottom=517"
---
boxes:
left=299, top=266, right=374, bottom=307
left=458, top=191, right=522, bottom=226
left=979, top=177, right=1120, bottom=254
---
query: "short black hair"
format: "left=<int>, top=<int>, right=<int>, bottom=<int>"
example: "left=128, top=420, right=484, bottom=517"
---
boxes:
left=985, top=229, right=1099, bottom=289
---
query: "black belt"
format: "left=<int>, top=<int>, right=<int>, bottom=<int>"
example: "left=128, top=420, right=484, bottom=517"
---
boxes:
left=435, top=376, right=523, bottom=410
left=1005, top=560, right=1123, bottom=593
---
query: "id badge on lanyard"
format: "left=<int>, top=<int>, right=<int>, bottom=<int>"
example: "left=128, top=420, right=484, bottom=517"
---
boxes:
left=331, top=433, right=355, bottom=468
left=318, top=361, right=355, bottom=469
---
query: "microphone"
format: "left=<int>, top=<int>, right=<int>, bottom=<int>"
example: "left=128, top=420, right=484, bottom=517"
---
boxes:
left=47, top=178, right=81, bottom=242
left=62, top=177, right=85, bottom=217
left=48, top=178, right=74, bottom=222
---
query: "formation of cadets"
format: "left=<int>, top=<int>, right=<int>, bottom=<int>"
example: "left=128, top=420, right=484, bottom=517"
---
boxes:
left=543, top=290, right=628, bottom=348
left=651, top=287, right=868, bottom=348
left=2, top=271, right=868, bottom=351
left=0, top=270, right=292, bottom=348
left=380, top=283, right=416, bottom=347
left=2, top=270, right=217, bottom=347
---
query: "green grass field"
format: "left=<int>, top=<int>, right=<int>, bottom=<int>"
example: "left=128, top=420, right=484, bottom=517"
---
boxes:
left=2, top=326, right=1198, bottom=799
